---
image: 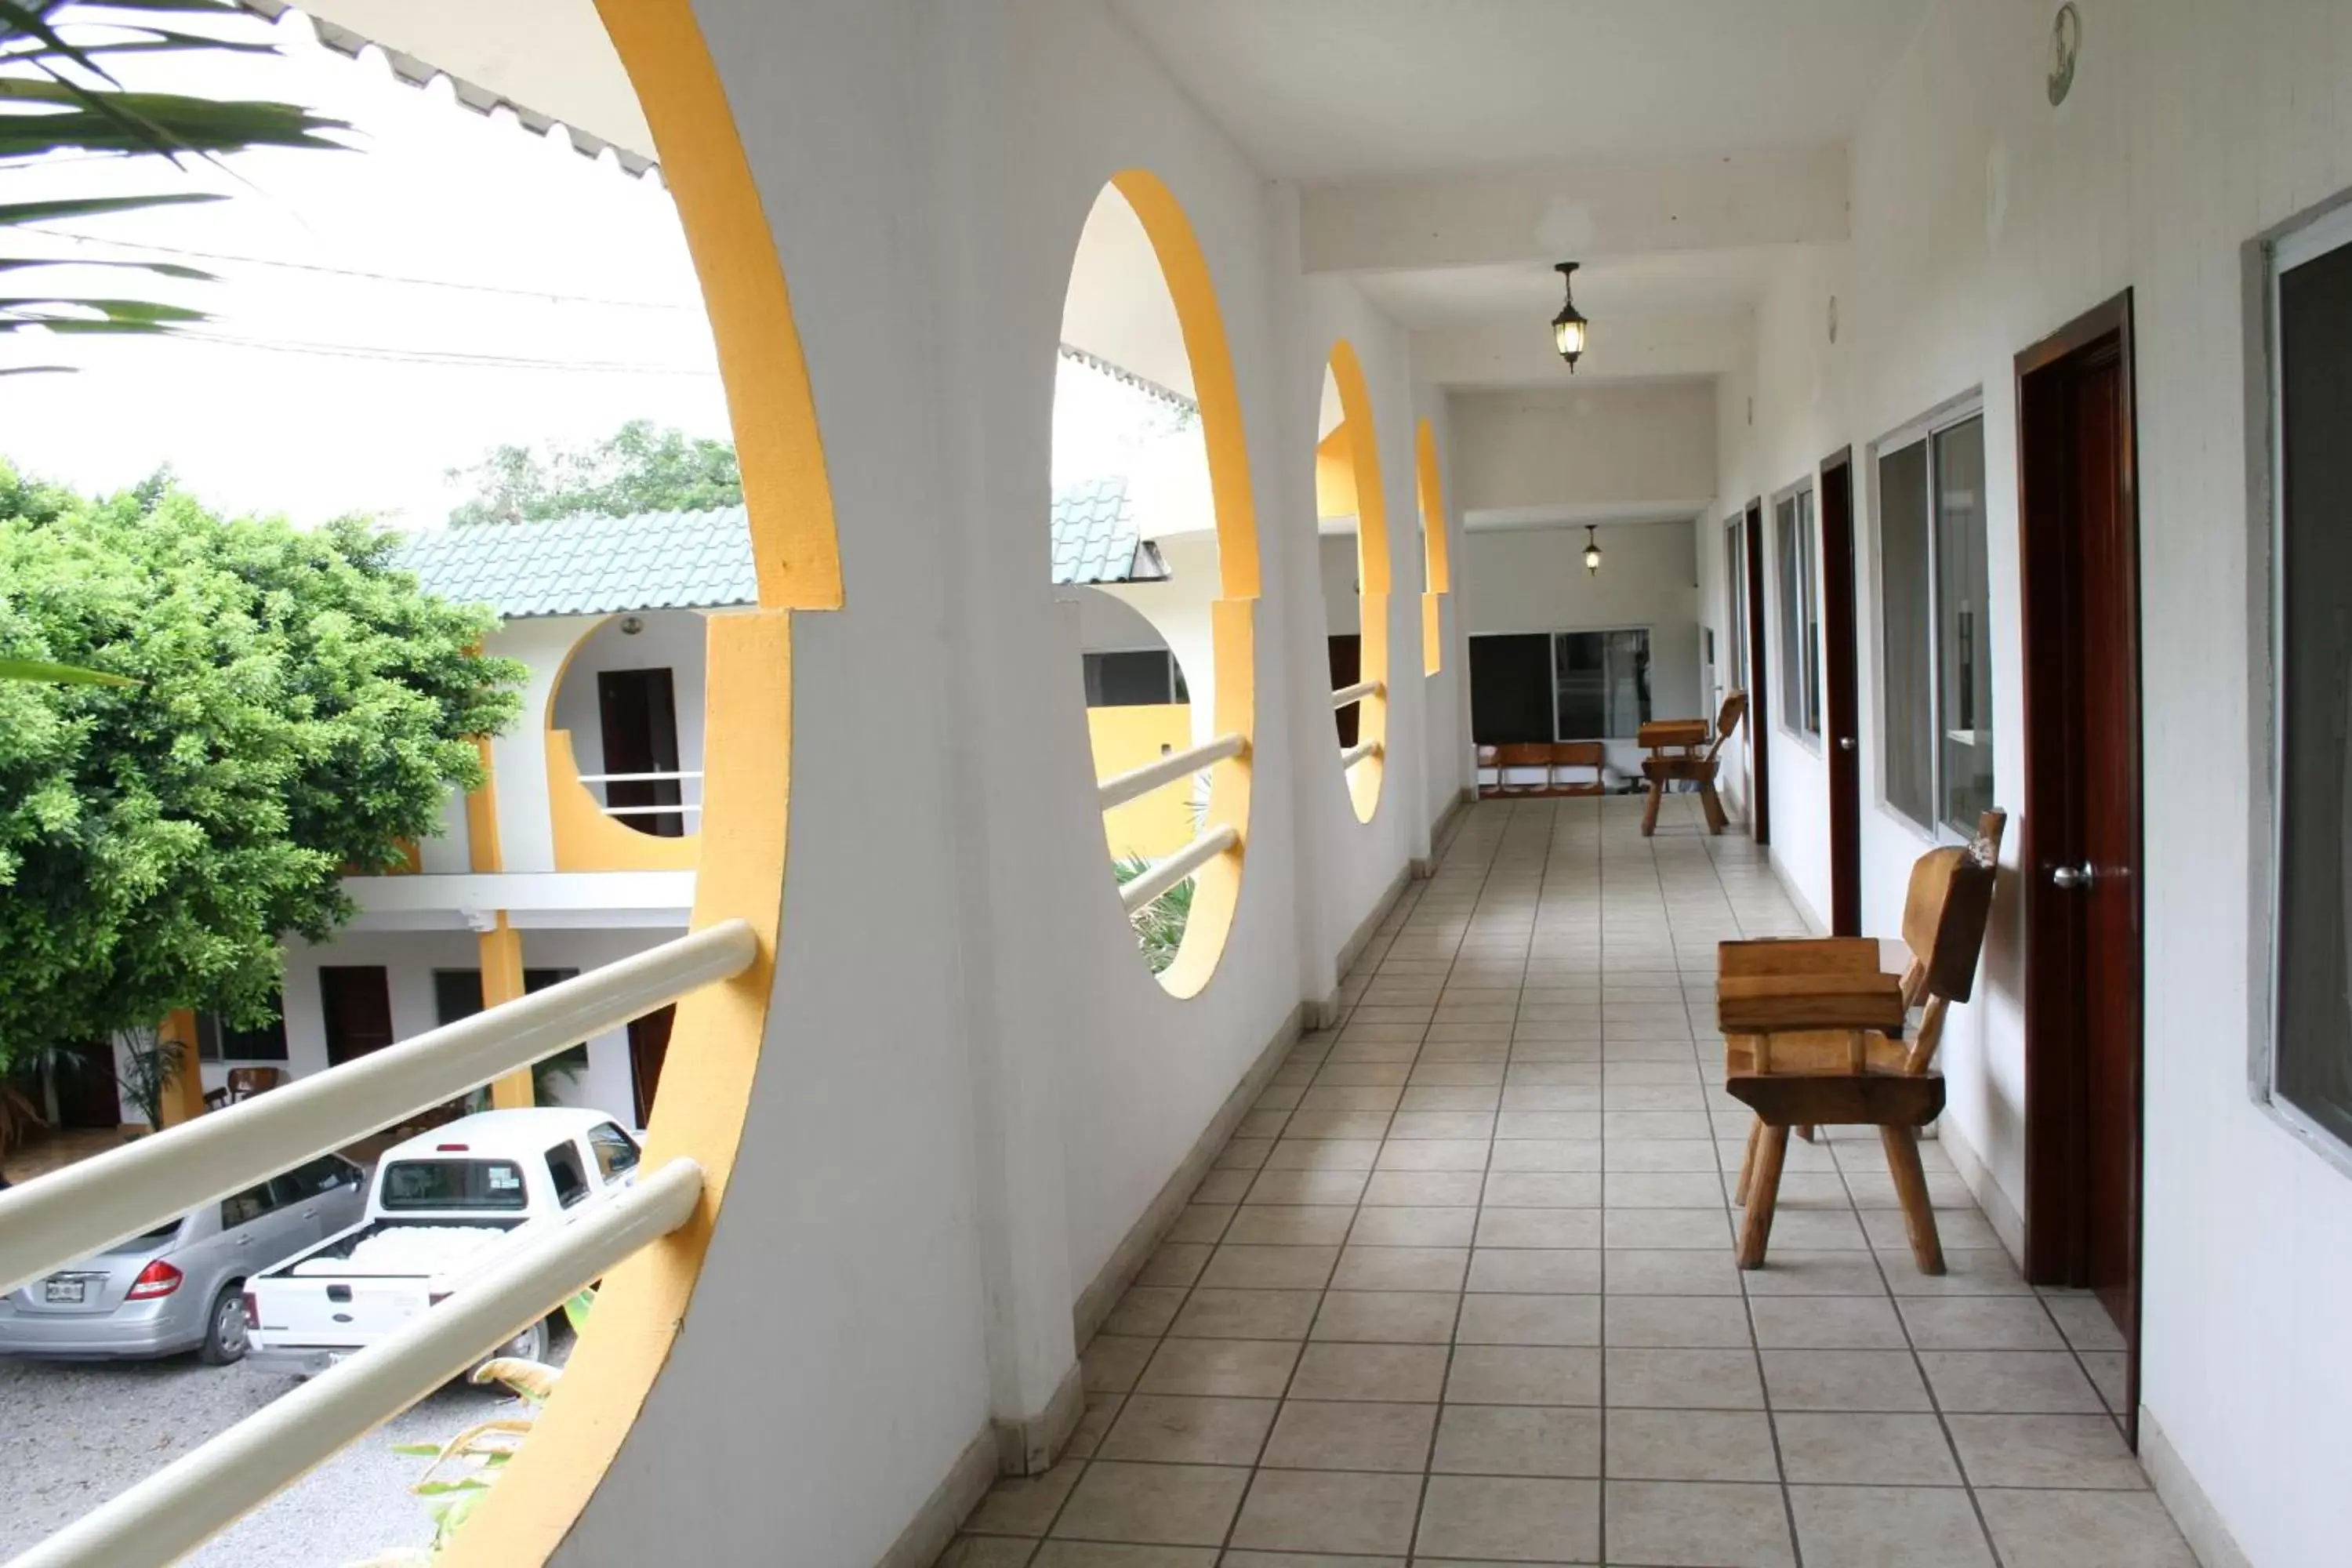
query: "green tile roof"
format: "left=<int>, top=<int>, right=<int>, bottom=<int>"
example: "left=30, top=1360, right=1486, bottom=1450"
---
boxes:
left=397, top=482, right=1163, bottom=617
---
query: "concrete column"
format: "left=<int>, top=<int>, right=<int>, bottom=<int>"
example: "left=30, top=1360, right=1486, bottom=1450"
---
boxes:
left=480, top=915, right=534, bottom=1109
left=158, top=1009, right=207, bottom=1127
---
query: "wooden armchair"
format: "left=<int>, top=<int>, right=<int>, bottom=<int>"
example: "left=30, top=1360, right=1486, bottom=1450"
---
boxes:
left=224, top=1067, right=284, bottom=1102
left=1639, top=689, right=1747, bottom=837
left=1718, top=809, right=2006, bottom=1274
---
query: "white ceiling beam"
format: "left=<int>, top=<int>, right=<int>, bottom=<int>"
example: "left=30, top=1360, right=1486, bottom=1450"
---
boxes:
left=1413, top=307, right=1752, bottom=388
left=1301, top=147, right=1847, bottom=274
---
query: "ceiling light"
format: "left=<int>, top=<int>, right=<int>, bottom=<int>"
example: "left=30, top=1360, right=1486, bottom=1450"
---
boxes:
left=1552, top=262, right=1589, bottom=371
left=1584, top=524, right=1602, bottom=575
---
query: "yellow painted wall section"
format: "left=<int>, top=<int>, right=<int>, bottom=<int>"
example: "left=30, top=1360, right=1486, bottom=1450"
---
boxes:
left=465, top=735, right=503, bottom=874
left=1316, top=423, right=1357, bottom=521
left=1327, top=341, right=1389, bottom=824
left=1417, top=417, right=1449, bottom=675
left=480, top=916, right=533, bottom=1109
left=1090, top=704, right=1196, bottom=859
left=158, top=1009, right=206, bottom=1127
left=546, top=728, right=701, bottom=873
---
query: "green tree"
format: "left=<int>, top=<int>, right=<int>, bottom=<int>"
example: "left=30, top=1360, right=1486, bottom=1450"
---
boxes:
left=2, top=2, right=349, bottom=375
left=0, top=463, right=524, bottom=1069
left=448, top=419, right=741, bottom=524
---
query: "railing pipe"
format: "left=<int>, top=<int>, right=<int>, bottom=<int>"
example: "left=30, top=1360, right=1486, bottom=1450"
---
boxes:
left=1096, top=732, right=1245, bottom=813
left=1120, top=824, right=1239, bottom=914
left=1341, top=739, right=1381, bottom=770
left=1331, top=680, right=1381, bottom=709
left=5, top=1159, right=706, bottom=1568
left=601, top=803, right=706, bottom=817
left=0, top=920, right=756, bottom=1299
left=575, top=770, right=706, bottom=785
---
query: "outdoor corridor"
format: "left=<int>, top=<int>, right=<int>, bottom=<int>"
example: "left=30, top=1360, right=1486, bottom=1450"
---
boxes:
left=940, top=797, right=2193, bottom=1566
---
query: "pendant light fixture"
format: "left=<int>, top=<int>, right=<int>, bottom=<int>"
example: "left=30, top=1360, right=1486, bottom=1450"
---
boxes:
left=1552, top=261, right=1589, bottom=370
left=1584, top=524, right=1603, bottom=576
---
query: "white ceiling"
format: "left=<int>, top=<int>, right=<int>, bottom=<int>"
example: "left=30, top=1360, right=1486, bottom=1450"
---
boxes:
left=1112, top=0, right=1928, bottom=181
left=1353, top=249, right=1783, bottom=332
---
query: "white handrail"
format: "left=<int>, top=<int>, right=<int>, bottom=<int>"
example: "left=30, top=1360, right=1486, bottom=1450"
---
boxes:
left=1341, top=739, right=1381, bottom=770
left=7, top=1159, right=706, bottom=1568
left=1332, top=680, right=1381, bottom=709
left=0, top=919, right=756, bottom=1300
left=1120, top=824, right=1239, bottom=914
left=1096, top=732, right=1245, bottom=813
left=602, top=802, right=706, bottom=817
left=575, top=770, right=706, bottom=785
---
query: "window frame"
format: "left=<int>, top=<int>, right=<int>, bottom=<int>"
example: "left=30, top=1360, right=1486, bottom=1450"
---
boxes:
left=2252, top=192, right=2352, bottom=1174
left=1723, top=515, right=1749, bottom=695
left=1869, top=393, right=1991, bottom=844
left=1771, top=481, right=1821, bottom=747
left=1465, top=624, right=1658, bottom=746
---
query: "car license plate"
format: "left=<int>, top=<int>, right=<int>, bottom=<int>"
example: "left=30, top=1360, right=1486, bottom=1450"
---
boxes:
left=42, top=1276, right=85, bottom=1305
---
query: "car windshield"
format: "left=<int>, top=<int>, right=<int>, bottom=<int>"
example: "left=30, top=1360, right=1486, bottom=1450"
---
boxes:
left=379, top=1159, right=529, bottom=1211
left=103, top=1219, right=185, bottom=1251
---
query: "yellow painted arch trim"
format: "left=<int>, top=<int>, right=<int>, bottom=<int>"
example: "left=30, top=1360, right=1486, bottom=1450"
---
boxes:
left=1417, top=417, right=1449, bottom=676
left=541, top=616, right=701, bottom=874
left=441, top=0, right=831, bottom=1559
left=1103, top=168, right=1258, bottom=1000
left=1326, top=340, right=1388, bottom=825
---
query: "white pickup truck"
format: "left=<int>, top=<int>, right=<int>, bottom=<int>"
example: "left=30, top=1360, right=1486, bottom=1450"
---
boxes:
left=243, top=1107, right=642, bottom=1377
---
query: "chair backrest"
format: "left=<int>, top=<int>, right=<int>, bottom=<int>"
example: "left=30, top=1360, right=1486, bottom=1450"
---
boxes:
left=226, top=1067, right=283, bottom=1098
left=1549, top=741, right=1606, bottom=793
left=1494, top=742, right=1551, bottom=794
left=1897, top=810, right=2006, bottom=1073
left=1704, top=690, right=1749, bottom=765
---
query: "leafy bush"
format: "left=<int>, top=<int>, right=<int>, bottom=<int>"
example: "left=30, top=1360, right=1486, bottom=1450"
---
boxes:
left=1113, top=855, right=1192, bottom=973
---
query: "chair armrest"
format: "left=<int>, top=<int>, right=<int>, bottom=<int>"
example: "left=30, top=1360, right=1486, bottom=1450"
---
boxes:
left=1719, top=971, right=1907, bottom=1035
left=1716, top=937, right=1884, bottom=980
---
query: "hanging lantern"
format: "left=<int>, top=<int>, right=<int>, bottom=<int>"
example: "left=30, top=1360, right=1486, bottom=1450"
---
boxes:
left=1552, top=262, right=1589, bottom=370
left=1584, top=524, right=1602, bottom=575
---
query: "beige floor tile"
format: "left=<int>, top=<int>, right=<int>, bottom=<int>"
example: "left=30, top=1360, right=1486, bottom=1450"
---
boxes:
left=1445, top=1344, right=1601, bottom=1405
left=1475, top=1207, right=1603, bottom=1249
left=1310, top=1290, right=1460, bottom=1343
left=1191, top=1171, right=1254, bottom=1205
left=1454, top=1292, right=1601, bottom=1346
left=1050, top=1462, right=1249, bottom=1548
left=1402, top=1084, right=1504, bottom=1111
left=1606, top=1409, right=1777, bottom=1481
left=1606, top=1172, right=1730, bottom=1208
left=1759, top=1349, right=1933, bottom=1411
left=1287, top=1341, right=1450, bottom=1402
left=2038, top=1291, right=2127, bottom=1352
left=2080, top=1350, right=2129, bottom=1414
left=1414, top=1475, right=1601, bottom=1562
left=1246, top=1170, right=1371, bottom=1206
left=1885, top=1248, right=2034, bottom=1296
left=1482, top=1171, right=1602, bottom=1207
left=1605, top=1348, right=1764, bottom=1410
left=1429, top=1403, right=1602, bottom=1478
left=1603, top=1248, right=1743, bottom=1296
left=1226, top=1468, right=1424, bottom=1555
left=1468, top=1247, right=1602, bottom=1294
left=1603, top=1209, right=1731, bottom=1250
left=1606, top=1140, right=1723, bottom=1174
left=1065, top=1392, right=1123, bottom=1461
left=1217, top=1140, right=1275, bottom=1172
left=1135, top=1338, right=1301, bottom=1399
left=1102, top=1287, right=1188, bottom=1339
left=1603, top=1479, right=1793, bottom=1566
left=1789, top=1485, right=1994, bottom=1567
left=1299, top=1084, right=1405, bottom=1112
left=936, top=1536, right=1041, bottom=1566
left=1330, top=1244, right=1468, bottom=1291
left=1737, top=1250, right=1888, bottom=1296
left=1259, top=1399, right=1436, bottom=1472
left=1774, top=1411, right=1962, bottom=1486
left=1496, top=1110, right=1603, bottom=1139
left=1201, top=1244, right=1341, bottom=1292
left=1945, top=1413, right=2148, bottom=1490
left=1372, top=1138, right=1492, bottom=1171
left=1918, top=1351, right=2104, bottom=1414
left=1485, top=1138, right=1604, bottom=1171
left=1347, top=1205, right=1478, bottom=1246
left=1601, top=1295, right=1753, bottom=1348
left=1311, top=1063, right=1413, bottom=1087
left=1167, top=1289, right=1321, bottom=1341
left=1899, top=1295, right=2067, bottom=1351
left=1755, top=1208, right=1871, bottom=1249
left=1134, top=1243, right=1212, bottom=1289
left=1975, top=1488, right=2198, bottom=1567
left=1098, top=1395, right=1279, bottom=1466
left=1285, top=1111, right=1398, bottom=1142
left=1226, top=1207, right=1359, bottom=1247
left=965, top=1459, right=1084, bottom=1537
left=1361, top=1170, right=1486, bottom=1206
left=1083, top=1335, right=1158, bottom=1395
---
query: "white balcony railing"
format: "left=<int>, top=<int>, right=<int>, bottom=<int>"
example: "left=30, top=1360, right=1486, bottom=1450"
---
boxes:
left=576, top=768, right=705, bottom=821
left=1097, top=732, right=1245, bottom=915
left=1331, top=679, right=1381, bottom=710
left=0, top=920, right=757, bottom=1568
left=1340, top=738, right=1381, bottom=770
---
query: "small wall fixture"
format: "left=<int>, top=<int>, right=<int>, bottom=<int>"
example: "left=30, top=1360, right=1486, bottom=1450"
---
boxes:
left=1552, top=262, right=1589, bottom=371
left=619, top=615, right=645, bottom=636
left=1584, top=524, right=1603, bottom=576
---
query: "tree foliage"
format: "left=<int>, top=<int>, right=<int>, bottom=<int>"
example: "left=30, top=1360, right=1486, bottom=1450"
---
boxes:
left=0, top=463, right=523, bottom=1066
left=2, top=1, right=349, bottom=375
left=448, top=419, right=741, bottom=525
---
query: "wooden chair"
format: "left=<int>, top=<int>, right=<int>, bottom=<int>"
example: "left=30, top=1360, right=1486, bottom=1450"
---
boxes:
left=1547, top=741, right=1606, bottom=797
left=1494, top=742, right=1553, bottom=797
left=1638, top=690, right=1747, bottom=837
left=224, top=1067, right=284, bottom=1102
left=1475, top=745, right=1502, bottom=797
left=1719, top=809, right=2006, bottom=1274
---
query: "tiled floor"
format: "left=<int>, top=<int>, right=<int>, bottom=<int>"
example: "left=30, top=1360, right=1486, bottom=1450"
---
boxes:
left=940, top=797, right=2194, bottom=1566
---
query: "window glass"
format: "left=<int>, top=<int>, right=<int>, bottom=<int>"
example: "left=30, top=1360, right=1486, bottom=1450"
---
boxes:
left=1725, top=520, right=1748, bottom=692
left=274, top=1157, right=353, bottom=1204
left=1934, top=418, right=1994, bottom=830
left=220, top=1182, right=275, bottom=1229
left=2275, top=228, right=2352, bottom=1148
left=380, top=1159, right=529, bottom=1211
left=196, top=993, right=289, bottom=1062
left=1082, top=649, right=1178, bottom=707
left=545, top=1141, right=592, bottom=1209
left=1775, top=493, right=1820, bottom=737
left=587, top=1123, right=642, bottom=1182
left=1554, top=630, right=1652, bottom=739
left=1798, top=489, right=1822, bottom=735
left=1878, top=440, right=1935, bottom=826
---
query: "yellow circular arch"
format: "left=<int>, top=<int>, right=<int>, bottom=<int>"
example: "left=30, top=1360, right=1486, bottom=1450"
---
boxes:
left=1417, top=417, right=1450, bottom=677
left=442, top=1, right=836, bottom=1561
left=1323, top=340, right=1389, bottom=824
left=1102, top=168, right=1260, bottom=1000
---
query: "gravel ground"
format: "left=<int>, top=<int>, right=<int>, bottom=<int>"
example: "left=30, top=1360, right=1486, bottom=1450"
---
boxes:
left=1, top=1330, right=571, bottom=1566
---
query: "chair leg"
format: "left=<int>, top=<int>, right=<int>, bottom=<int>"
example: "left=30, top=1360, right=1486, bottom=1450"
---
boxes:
left=1641, top=780, right=1664, bottom=837
left=1881, top=1124, right=1947, bottom=1276
left=1736, top=1123, right=1789, bottom=1269
left=1699, top=780, right=1728, bottom=833
left=1734, top=1116, right=1762, bottom=1206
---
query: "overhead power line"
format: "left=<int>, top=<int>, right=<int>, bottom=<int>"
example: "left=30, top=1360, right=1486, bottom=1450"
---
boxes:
left=174, top=329, right=719, bottom=376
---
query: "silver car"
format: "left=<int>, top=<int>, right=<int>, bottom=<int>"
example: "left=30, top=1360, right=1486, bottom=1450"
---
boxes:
left=0, top=1153, right=365, bottom=1363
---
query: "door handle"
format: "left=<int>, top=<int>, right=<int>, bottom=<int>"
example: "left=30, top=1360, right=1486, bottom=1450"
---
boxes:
left=2050, top=862, right=2096, bottom=890
left=1838, top=736, right=1856, bottom=752
left=300, top=1209, right=318, bottom=1220
left=234, top=1234, right=253, bottom=1247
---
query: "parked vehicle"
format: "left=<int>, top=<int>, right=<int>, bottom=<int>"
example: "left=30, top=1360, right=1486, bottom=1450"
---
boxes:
left=0, top=1154, right=366, bottom=1363
left=244, top=1107, right=641, bottom=1377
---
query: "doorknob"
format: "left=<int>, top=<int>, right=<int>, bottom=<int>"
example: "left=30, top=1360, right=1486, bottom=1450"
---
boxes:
left=1837, top=736, right=1856, bottom=752
left=2050, top=862, right=2096, bottom=890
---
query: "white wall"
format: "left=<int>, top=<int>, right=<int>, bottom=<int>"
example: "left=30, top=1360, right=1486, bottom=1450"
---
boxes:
left=1688, top=2, right=2352, bottom=1561
left=1093, top=532, right=1219, bottom=738
left=1316, top=531, right=1360, bottom=635
left=1451, top=379, right=1717, bottom=515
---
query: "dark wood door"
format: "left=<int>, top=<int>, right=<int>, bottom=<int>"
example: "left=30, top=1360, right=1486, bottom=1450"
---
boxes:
left=319, top=966, right=397, bottom=1066
left=628, top=1006, right=675, bottom=1127
left=1820, top=452, right=1862, bottom=935
left=597, top=668, right=685, bottom=837
left=52, top=1040, right=123, bottom=1128
left=1327, top=634, right=1363, bottom=748
left=2017, top=293, right=2143, bottom=1442
left=1742, top=499, right=1772, bottom=846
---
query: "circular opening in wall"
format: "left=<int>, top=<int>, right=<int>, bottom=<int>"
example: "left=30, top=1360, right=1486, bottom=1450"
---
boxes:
left=1054, top=172, right=1260, bottom=996
left=1315, top=344, right=1389, bottom=825
left=546, top=610, right=708, bottom=842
